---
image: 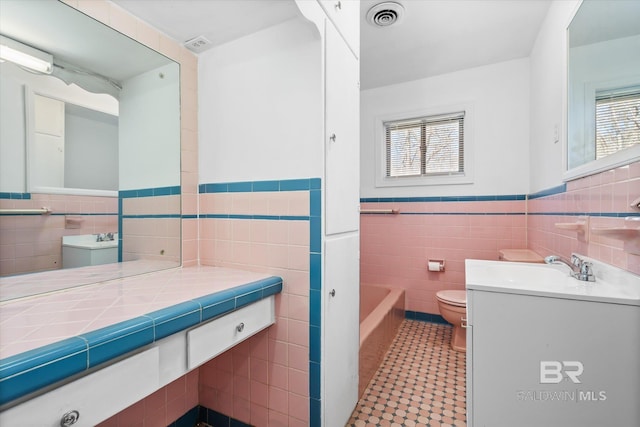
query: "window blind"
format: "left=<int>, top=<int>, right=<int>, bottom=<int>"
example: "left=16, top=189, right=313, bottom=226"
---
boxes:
left=385, top=112, right=464, bottom=178
left=595, top=90, right=640, bottom=159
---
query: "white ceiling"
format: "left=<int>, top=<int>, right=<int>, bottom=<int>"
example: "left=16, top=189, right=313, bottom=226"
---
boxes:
left=360, top=0, right=551, bottom=89
left=113, top=0, right=301, bottom=47
left=113, top=0, right=553, bottom=89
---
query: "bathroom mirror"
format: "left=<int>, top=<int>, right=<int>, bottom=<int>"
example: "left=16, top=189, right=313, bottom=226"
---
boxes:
left=566, top=0, right=640, bottom=179
left=0, top=0, right=181, bottom=298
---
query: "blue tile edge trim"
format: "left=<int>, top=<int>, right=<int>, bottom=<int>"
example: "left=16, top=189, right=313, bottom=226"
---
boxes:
left=119, top=185, right=181, bottom=198
left=0, top=192, right=31, bottom=200
left=0, top=276, right=282, bottom=406
left=360, top=183, right=569, bottom=204
left=181, top=405, right=251, bottom=427
left=405, top=311, right=448, bottom=325
left=199, top=178, right=320, bottom=193
left=0, top=337, right=87, bottom=404
left=308, top=178, right=322, bottom=423
left=527, top=183, right=567, bottom=200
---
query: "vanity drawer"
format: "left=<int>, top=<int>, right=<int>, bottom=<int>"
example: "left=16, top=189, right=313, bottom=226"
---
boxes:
left=187, top=295, right=275, bottom=370
left=0, top=347, right=159, bottom=427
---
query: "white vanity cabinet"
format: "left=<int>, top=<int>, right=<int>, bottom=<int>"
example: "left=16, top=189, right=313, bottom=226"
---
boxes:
left=466, top=259, right=640, bottom=427
left=0, top=348, right=161, bottom=427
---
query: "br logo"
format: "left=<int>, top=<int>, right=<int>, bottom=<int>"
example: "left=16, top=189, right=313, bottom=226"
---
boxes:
left=540, top=361, right=584, bottom=384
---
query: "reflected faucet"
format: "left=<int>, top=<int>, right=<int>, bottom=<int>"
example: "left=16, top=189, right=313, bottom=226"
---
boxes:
left=96, top=232, right=115, bottom=242
left=544, top=254, right=595, bottom=282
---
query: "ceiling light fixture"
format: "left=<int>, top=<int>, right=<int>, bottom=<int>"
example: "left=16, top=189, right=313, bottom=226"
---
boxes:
left=0, top=35, right=53, bottom=74
left=366, top=1, right=405, bottom=27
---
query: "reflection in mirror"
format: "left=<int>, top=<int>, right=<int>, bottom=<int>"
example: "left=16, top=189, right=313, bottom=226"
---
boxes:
left=567, top=0, right=640, bottom=175
left=0, top=0, right=181, bottom=299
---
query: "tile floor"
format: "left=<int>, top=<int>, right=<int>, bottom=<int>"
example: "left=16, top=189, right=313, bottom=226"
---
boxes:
left=347, top=320, right=466, bottom=427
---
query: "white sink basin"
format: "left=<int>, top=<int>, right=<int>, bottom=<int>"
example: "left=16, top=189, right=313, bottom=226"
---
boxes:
left=62, top=233, right=118, bottom=268
left=62, top=233, right=119, bottom=249
left=465, top=257, right=640, bottom=306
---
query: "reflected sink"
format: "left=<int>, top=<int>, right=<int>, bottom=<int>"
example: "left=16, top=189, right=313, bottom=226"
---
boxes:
left=465, top=256, right=640, bottom=306
left=62, top=233, right=118, bottom=268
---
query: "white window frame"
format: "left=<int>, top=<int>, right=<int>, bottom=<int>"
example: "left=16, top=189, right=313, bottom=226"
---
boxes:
left=374, top=103, right=474, bottom=188
left=565, top=75, right=640, bottom=181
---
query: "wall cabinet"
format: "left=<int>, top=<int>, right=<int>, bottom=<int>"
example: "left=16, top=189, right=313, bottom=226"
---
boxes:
left=324, top=21, right=360, bottom=235
left=318, top=0, right=360, bottom=56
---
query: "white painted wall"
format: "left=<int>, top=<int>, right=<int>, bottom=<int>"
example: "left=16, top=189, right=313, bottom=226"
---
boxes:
left=119, top=62, right=180, bottom=191
left=529, top=0, right=580, bottom=193
left=198, top=17, right=323, bottom=184
left=65, top=104, right=118, bottom=191
left=360, top=58, right=530, bottom=198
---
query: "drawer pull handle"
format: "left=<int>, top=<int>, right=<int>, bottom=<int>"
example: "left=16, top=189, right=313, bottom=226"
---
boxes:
left=60, top=410, right=80, bottom=427
left=461, top=317, right=468, bottom=328
left=236, top=322, right=245, bottom=333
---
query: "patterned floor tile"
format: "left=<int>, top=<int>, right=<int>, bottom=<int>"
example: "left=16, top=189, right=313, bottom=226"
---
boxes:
left=346, top=320, right=466, bottom=427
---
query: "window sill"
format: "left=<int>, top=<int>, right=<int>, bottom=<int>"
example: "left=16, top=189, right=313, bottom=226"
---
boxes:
left=375, top=174, right=473, bottom=188
left=563, top=144, right=640, bottom=182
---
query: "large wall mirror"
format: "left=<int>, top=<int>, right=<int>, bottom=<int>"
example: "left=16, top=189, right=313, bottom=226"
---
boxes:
left=566, top=0, right=640, bottom=179
left=0, top=0, right=181, bottom=300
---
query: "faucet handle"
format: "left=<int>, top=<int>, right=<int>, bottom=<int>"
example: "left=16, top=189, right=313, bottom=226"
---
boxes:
left=570, top=254, right=582, bottom=266
left=579, top=262, right=596, bottom=282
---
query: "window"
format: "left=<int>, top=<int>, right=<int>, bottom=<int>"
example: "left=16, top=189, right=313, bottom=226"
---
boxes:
left=385, top=112, right=465, bottom=178
left=595, top=88, right=640, bottom=160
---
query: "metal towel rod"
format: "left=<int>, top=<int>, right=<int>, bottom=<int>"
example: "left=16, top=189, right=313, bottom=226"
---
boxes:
left=0, top=207, right=52, bottom=215
left=359, top=209, right=399, bottom=214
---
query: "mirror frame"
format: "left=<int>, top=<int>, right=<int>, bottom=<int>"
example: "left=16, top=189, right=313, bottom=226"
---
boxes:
left=563, top=0, right=640, bottom=182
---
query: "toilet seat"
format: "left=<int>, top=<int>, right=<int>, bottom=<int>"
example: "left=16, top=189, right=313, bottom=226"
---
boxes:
left=436, top=290, right=466, bottom=307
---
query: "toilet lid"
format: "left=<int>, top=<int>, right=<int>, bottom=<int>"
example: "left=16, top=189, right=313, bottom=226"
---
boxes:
left=436, top=290, right=466, bottom=307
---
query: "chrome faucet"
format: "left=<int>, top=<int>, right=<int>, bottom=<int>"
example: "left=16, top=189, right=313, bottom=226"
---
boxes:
left=96, top=232, right=115, bottom=242
left=544, top=254, right=595, bottom=282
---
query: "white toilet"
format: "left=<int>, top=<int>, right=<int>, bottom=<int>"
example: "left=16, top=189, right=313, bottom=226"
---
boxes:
left=436, top=290, right=467, bottom=352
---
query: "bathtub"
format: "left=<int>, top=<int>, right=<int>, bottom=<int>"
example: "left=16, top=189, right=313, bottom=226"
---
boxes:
left=359, top=284, right=405, bottom=397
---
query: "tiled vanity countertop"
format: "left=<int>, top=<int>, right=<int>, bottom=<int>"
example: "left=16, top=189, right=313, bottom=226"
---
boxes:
left=0, top=266, right=282, bottom=405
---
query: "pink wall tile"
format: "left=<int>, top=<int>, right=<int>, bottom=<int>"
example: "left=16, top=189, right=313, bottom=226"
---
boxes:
left=195, top=189, right=312, bottom=425
left=1, top=194, right=117, bottom=277
left=362, top=161, right=640, bottom=316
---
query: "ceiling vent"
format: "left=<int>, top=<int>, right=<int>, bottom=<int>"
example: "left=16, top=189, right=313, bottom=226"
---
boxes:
left=366, top=2, right=405, bottom=27
left=184, top=35, right=212, bottom=53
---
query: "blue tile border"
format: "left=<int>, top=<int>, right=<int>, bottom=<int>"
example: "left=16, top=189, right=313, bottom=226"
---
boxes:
left=199, top=178, right=317, bottom=193
left=360, top=182, right=638, bottom=218
left=405, top=311, right=448, bottom=325
left=189, top=405, right=251, bottom=427
left=308, top=178, right=322, bottom=423
left=527, top=183, right=567, bottom=199
left=0, top=192, right=31, bottom=200
left=0, top=337, right=88, bottom=404
left=169, top=405, right=253, bottom=427
left=0, top=276, right=282, bottom=406
left=119, top=185, right=181, bottom=199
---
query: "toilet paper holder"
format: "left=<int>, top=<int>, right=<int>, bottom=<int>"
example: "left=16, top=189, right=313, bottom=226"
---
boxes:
left=428, top=259, right=445, bottom=272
